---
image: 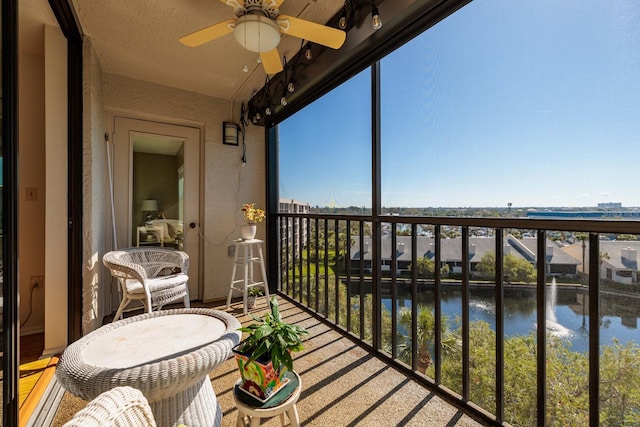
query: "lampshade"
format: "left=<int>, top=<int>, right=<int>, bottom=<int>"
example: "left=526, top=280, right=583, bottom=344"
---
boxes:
left=141, top=199, right=158, bottom=212
left=233, top=14, right=281, bottom=53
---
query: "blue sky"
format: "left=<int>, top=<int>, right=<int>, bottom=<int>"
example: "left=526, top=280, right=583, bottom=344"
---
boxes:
left=279, top=0, right=640, bottom=209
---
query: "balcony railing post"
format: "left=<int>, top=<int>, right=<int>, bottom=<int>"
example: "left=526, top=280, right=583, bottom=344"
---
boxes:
left=411, top=223, right=418, bottom=372
left=372, top=219, right=382, bottom=350
left=462, top=226, right=470, bottom=402
left=434, top=225, right=442, bottom=384
left=588, top=233, right=600, bottom=427
left=334, top=219, right=340, bottom=325
left=495, top=228, right=504, bottom=422
left=306, top=217, right=311, bottom=307
left=359, top=223, right=365, bottom=338
left=536, top=229, right=547, bottom=426
left=324, top=218, right=329, bottom=318
left=391, top=224, right=398, bottom=359
left=314, top=218, right=320, bottom=313
left=346, top=220, right=352, bottom=334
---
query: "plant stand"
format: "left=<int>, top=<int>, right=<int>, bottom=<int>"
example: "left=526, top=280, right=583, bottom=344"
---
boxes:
left=233, top=371, right=301, bottom=427
left=226, top=239, right=270, bottom=314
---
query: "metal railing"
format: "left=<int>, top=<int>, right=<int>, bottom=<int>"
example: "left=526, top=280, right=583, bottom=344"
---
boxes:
left=275, top=212, right=640, bottom=427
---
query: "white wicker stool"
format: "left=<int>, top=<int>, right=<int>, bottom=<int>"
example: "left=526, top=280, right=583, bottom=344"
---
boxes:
left=234, top=371, right=301, bottom=427
left=226, top=239, right=270, bottom=314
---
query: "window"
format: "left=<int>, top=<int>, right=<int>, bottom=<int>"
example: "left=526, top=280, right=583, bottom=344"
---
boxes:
left=278, top=69, right=372, bottom=212
left=381, top=0, right=640, bottom=212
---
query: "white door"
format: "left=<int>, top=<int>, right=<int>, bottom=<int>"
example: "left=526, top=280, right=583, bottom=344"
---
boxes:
left=112, top=116, right=202, bottom=303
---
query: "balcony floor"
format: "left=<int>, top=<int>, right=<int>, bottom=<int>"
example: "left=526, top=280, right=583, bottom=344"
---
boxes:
left=51, top=296, right=487, bottom=426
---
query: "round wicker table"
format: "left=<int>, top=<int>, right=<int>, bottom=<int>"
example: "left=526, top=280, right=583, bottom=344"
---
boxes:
left=56, top=308, right=241, bottom=427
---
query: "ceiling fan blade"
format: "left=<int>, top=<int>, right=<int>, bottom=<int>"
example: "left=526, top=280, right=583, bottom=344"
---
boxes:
left=277, top=15, right=346, bottom=50
left=260, top=49, right=284, bottom=74
left=265, top=0, right=285, bottom=7
left=179, top=19, right=235, bottom=47
left=219, top=0, right=244, bottom=8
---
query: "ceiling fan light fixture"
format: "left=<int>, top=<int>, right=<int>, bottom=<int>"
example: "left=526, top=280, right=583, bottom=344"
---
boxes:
left=233, top=14, right=281, bottom=53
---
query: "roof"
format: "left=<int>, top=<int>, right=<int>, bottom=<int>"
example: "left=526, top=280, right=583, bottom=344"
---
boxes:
left=351, top=235, right=580, bottom=266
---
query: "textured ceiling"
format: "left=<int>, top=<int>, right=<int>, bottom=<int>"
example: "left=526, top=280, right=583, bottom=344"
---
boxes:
left=69, top=0, right=345, bottom=103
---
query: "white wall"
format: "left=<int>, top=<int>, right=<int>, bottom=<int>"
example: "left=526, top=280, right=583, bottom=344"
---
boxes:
left=82, top=38, right=109, bottom=334
left=100, top=72, right=266, bottom=303
left=18, top=51, right=46, bottom=336
left=43, top=24, right=68, bottom=355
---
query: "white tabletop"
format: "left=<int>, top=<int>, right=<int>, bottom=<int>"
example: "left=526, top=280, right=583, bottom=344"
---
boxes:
left=82, top=313, right=227, bottom=368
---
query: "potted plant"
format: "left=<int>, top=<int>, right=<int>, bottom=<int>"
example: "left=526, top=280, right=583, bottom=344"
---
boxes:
left=240, top=203, right=265, bottom=240
left=247, top=286, right=264, bottom=309
left=233, top=297, right=308, bottom=401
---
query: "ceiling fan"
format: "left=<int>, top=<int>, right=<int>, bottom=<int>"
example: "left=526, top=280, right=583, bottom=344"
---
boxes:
left=179, top=0, right=346, bottom=75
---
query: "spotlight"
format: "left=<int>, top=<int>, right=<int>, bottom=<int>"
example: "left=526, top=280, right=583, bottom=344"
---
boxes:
left=280, top=96, right=288, bottom=106
left=304, top=44, right=313, bottom=60
left=339, top=13, right=348, bottom=30
left=371, top=6, right=382, bottom=30
left=287, top=81, right=295, bottom=93
left=265, top=106, right=272, bottom=116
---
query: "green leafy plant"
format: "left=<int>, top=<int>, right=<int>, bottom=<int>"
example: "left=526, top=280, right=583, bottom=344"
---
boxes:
left=248, top=286, right=265, bottom=297
left=237, top=297, right=308, bottom=372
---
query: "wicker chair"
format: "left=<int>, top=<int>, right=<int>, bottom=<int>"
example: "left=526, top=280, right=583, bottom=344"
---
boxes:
left=63, top=386, right=157, bottom=427
left=103, top=247, right=190, bottom=321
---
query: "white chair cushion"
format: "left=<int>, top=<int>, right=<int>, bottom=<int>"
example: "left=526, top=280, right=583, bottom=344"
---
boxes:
left=125, top=273, right=189, bottom=295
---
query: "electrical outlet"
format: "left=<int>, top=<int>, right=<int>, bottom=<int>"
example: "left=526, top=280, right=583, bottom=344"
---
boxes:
left=30, top=275, right=44, bottom=290
left=228, top=245, right=236, bottom=257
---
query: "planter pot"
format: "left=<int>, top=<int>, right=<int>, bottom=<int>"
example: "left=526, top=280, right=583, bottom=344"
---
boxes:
left=240, top=225, right=257, bottom=240
left=247, top=295, right=257, bottom=309
left=233, top=346, right=288, bottom=402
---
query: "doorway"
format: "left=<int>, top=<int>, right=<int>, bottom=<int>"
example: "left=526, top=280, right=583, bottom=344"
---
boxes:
left=112, top=117, right=202, bottom=305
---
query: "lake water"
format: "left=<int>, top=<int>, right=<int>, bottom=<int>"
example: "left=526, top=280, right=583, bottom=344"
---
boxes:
left=381, top=284, right=640, bottom=353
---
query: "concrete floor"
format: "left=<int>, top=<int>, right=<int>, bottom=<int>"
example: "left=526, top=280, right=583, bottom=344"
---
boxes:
left=52, top=296, right=489, bottom=426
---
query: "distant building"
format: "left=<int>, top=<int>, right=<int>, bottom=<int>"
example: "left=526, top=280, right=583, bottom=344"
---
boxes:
left=527, top=210, right=640, bottom=219
left=598, top=202, right=622, bottom=209
left=349, top=235, right=580, bottom=278
left=279, top=198, right=311, bottom=251
left=565, top=240, right=640, bottom=285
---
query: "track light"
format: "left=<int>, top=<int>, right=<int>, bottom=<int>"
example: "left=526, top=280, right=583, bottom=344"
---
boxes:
left=287, top=81, right=295, bottom=93
left=371, top=6, right=382, bottom=30
left=304, top=44, right=313, bottom=60
left=339, top=13, right=348, bottom=30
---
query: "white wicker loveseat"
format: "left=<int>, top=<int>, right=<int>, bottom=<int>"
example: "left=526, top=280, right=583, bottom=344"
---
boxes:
left=103, top=247, right=190, bottom=321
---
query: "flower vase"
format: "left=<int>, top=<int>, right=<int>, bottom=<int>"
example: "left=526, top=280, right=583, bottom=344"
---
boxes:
left=240, top=225, right=257, bottom=240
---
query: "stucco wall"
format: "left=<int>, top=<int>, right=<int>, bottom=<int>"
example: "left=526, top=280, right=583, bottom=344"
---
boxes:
left=101, top=72, right=266, bottom=303
left=82, top=37, right=108, bottom=334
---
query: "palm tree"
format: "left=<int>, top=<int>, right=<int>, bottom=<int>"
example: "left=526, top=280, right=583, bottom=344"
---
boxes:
left=575, top=233, right=589, bottom=276
left=397, top=305, right=458, bottom=373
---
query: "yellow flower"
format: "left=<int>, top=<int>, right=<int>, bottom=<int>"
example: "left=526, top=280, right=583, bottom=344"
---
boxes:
left=241, top=203, right=265, bottom=224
